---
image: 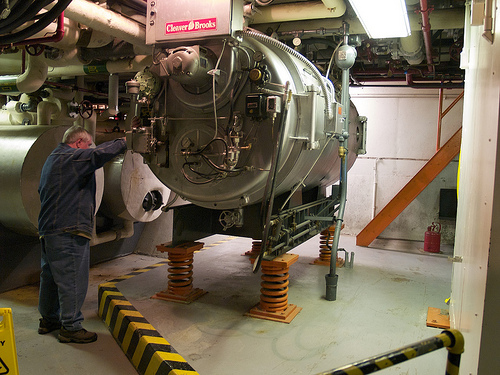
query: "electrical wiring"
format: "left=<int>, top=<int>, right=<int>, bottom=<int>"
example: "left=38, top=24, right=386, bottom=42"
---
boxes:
left=211, top=39, right=227, bottom=139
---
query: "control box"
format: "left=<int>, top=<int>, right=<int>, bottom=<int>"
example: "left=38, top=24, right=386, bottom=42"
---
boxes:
left=146, top=0, right=244, bottom=45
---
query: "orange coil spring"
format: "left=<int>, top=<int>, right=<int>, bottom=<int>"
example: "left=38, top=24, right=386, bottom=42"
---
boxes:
left=318, top=228, right=335, bottom=262
left=167, top=252, right=194, bottom=296
left=248, top=240, right=262, bottom=258
left=259, top=264, right=290, bottom=312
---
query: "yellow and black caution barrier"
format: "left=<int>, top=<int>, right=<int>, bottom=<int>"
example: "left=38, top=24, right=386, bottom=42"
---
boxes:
left=98, top=261, right=199, bottom=375
left=0, top=308, right=19, bottom=375
left=317, top=329, right=464, bottom=375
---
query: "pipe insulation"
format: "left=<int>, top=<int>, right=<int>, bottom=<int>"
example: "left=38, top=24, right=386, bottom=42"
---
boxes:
left=108, top=73, right=120, bottom=116
left=0, top=55, right=48, bottom=94
left=252, top=8, right=465, bottom=36
left=47, top=55, right=153, bottom=77
left=45, top=0, right=151, bottom=55
left=400, top=31, right=424, bottom=65
left=252, top=0, right=346, bottom=24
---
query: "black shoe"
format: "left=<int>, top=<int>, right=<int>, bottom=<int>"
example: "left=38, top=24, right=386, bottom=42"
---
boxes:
left=58, top=327, right=98, bottom=343
left=38, top=318, right=61, bottom=334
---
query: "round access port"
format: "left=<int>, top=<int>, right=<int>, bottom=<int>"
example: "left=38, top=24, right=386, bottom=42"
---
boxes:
left=142, top=190, right=163, bottom=211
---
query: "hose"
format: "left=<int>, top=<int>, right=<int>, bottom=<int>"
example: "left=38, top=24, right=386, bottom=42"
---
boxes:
left=236, top=29, right=334, bottom=120
left=0, top=0, right=50, bottom=33
left=0, top=0, right=73, bottom=45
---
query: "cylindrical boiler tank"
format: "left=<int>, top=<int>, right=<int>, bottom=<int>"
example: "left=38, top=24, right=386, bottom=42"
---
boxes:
left=139, top=33, right=364, bottom=210
left=0, top=125, right=70, bottom=235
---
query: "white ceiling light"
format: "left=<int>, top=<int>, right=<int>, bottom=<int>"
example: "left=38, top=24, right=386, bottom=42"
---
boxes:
left=348, top=0, right=412, bottom=39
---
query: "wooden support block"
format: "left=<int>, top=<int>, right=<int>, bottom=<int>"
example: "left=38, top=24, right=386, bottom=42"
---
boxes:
left=426, top=307, right=450, bottom=329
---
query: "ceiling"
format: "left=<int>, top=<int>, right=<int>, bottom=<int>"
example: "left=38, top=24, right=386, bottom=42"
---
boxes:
left=249, top=0, right=466, bottom=88
left=0, top=0, right=466, bottom=95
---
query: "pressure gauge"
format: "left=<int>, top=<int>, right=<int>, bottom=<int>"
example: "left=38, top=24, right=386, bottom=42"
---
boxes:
left=134, top=68, right=162, bottom=98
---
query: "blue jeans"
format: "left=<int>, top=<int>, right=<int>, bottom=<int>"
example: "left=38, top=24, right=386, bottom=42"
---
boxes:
left=38, top=233, right=90, bottom=331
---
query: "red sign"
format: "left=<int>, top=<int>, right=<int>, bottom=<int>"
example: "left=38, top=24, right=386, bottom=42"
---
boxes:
left=165, top=18, right=217, bottom=35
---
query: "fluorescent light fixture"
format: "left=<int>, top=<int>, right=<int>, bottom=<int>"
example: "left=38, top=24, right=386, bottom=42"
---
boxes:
left=348, top=0, right=411, bottom=39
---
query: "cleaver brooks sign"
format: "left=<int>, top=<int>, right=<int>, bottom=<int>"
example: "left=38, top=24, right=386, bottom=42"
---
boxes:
left=165, top=18, right=217, bottom=35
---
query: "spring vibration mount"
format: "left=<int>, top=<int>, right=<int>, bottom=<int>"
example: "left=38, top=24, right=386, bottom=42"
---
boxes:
left=152, top=242, right=207, bottom=303
left=244, top=240, right=262, bottom=258
left=312, top=224, right=351, bottom=268
left=246, top=253, right=302, bottom=323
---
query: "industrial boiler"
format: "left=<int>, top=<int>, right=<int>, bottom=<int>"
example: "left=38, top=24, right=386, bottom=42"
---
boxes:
left=0, top=0, right=366, bottom=295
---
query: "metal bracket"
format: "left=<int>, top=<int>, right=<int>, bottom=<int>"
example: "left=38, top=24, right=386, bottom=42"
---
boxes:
left=448, top=256, right=463, bottom=263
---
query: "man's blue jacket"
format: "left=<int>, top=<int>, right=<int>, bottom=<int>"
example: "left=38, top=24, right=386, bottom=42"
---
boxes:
left=38, top=138, right=127, bottom=238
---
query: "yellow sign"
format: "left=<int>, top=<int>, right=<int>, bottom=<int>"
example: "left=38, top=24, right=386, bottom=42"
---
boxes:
left=0, top=309, right=19, bottom=375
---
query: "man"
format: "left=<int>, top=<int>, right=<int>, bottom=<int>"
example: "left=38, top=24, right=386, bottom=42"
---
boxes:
left=37, top=125, right=127, bottom=343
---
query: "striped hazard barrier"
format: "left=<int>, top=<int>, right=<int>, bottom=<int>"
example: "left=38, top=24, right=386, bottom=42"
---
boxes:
left=98, top=261, right=199, bottom=375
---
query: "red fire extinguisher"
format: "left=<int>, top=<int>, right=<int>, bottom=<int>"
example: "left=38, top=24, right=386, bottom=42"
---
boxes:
left=424, top=222, right=441, bottom=253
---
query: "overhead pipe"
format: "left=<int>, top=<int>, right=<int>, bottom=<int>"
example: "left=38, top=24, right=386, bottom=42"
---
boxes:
left=419, top=0, right=435, bottom=73
left=0, top=54, right=48, bottom=94
left=399, top=31, right=424, bottom=65
left=405, top=73, right=463, bottom=89
left=251, top=0, right=346, bottom=24
left=46, top=0, right=151, bottom=55
left=252, top=7, right=465, bottom=38
left=47, top=55, right=153, bottom=77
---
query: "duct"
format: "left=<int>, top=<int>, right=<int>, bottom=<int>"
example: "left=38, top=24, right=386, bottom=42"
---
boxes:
left=251, top=0, right=346, bottom=24
left=46, top=0, right=151, bottom=55
left=47, top=55, right=153, bottom=77
left=0, top=55, right=48, bottom=94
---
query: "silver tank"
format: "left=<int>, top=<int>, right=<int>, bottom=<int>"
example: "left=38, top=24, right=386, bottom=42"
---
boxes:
left=0, top=125, right=70, bottom=235
left=138, top=33, right=363, bottom=210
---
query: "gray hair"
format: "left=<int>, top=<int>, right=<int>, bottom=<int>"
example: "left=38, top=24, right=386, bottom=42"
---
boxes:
left=62, top=125, right=92, bottom=144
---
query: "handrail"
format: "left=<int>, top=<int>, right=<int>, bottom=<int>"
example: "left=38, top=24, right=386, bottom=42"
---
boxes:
left=437, top=90, right=464, bottom=151
left=316, top=329, right=464, bottom=375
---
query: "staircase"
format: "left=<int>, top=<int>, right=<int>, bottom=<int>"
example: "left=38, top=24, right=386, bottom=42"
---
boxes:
left=356, top=127, right=462, bottom=247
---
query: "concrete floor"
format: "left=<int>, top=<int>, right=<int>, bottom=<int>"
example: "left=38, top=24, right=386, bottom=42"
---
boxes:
left=0, top=234, right=453, bottom=375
